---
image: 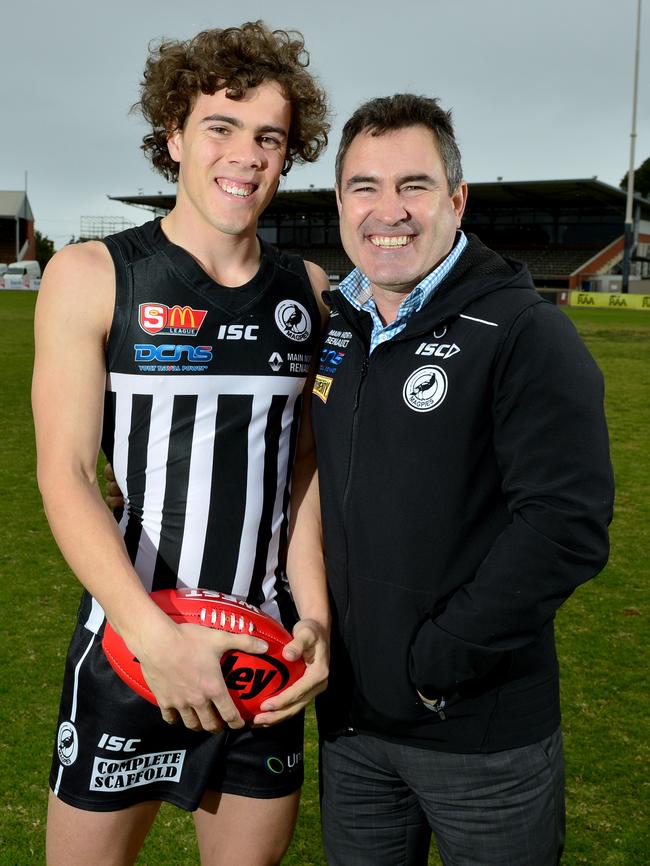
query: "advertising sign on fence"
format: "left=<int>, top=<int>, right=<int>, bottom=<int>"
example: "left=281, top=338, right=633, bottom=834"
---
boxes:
left=569, top=292, right=650, bottom=311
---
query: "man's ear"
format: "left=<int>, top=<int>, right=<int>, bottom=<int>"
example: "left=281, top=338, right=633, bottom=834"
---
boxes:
left=166, top=127, right=182, bottom=163
left=451, top=181, right=468, bottom=226
left=335, top=184, right=343, bottom=217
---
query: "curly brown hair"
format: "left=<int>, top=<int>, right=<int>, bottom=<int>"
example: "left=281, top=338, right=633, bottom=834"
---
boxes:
left=136, top=21, right=330, bottom=181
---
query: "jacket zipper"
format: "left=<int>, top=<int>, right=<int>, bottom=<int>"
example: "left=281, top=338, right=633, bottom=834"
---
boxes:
left=340, top=355, right=370, bottom=633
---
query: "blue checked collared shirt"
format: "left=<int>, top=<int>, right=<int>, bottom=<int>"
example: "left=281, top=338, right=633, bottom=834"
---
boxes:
left=336, top=230, right=468, bottom=353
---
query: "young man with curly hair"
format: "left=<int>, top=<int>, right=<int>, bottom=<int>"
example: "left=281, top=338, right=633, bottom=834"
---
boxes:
left=33, top=21, right=331, bottom=866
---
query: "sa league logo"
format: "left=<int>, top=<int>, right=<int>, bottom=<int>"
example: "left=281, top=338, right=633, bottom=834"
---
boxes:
left=403, top=365, right=448, bottom=413
left=139, top=303, right=207, bottom=337
left=274, top=300, right=311, bottom=343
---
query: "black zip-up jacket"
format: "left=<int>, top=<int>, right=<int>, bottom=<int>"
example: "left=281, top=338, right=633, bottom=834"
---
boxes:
left=312, top=234, right=614, bottom=753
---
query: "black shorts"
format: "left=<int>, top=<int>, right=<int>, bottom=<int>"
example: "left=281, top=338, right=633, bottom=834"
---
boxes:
left=50, top=600, right=304, bottom=812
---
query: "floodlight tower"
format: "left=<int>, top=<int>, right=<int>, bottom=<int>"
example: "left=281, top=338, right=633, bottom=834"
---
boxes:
left=622, top=0, right=643, bottom=294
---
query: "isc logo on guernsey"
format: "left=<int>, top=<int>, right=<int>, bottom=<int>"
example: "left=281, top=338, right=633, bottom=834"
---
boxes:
left=134, top=344, right=213, bottom=363
left=217, top=324, right=259, bottom=341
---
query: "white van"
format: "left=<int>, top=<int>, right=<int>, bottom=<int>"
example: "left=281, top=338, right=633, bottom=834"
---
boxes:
left=0, top=260, right=41, bottom=290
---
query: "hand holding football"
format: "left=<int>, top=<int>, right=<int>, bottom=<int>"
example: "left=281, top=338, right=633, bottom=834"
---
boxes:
left=102, top=588, right=306, bottom=720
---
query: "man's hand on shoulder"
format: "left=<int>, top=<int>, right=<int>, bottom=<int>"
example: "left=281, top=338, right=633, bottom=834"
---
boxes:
left=103, top=463, right=124, bottom=510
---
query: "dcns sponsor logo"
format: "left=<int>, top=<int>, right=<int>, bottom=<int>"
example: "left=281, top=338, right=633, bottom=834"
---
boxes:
left=134, top=344, right=213, bottom=363
left=320, top=348, right=344, bottom=367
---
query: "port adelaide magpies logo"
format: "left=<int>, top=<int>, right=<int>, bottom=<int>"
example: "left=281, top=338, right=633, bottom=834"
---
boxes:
left=57, top=721, right=79, bottom=766
left=403, top=365, right=448, bottom=413
left=274, top=300, right=311, bottom=343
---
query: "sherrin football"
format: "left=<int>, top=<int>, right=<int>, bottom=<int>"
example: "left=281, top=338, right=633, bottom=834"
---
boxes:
left=102, top=588, right=305, bottom=720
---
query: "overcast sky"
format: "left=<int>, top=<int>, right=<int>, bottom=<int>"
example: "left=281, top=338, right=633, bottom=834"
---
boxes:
left=1, top=0, right=648, bottom=248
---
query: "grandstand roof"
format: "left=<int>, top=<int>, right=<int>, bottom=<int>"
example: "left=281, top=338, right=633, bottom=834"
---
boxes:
left=110, top=179, right=650, bottom=217
left=466, top=179, right=650, bottom=214
left=0, top=191, right=34, bottom=220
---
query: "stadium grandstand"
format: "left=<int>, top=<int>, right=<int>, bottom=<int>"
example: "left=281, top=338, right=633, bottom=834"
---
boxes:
left=0, top=191, right=35, bottom=263
left=111, top=178, right=650, bottom=298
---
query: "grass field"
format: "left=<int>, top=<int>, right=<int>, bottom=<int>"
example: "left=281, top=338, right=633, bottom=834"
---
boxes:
left=0, top=292, right=648, bottom=865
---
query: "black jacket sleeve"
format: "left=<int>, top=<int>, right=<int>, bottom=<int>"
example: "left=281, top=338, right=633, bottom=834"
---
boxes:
left=409, top=301, right=614, bottom=696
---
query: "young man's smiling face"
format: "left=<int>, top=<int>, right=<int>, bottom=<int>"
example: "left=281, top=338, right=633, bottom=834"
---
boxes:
left=336, top=125, right=467, bottom=300
left=167, top=81, right=291, bottom=238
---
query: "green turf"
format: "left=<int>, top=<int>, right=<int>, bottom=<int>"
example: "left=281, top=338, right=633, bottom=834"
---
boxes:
left=1, top=292, right=648, bottom=864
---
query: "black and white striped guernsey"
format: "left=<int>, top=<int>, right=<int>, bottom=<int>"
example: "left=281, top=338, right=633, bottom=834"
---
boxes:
left=89, top=218, right=319, bottom=632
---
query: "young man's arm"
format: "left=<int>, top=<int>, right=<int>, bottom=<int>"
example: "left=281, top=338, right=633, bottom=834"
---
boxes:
left=254, top=261, right=331, bottom=724
left=33, top=243, right=268, bottom=732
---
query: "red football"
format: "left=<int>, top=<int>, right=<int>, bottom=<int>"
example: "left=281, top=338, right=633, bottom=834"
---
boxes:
left=102, top=588, right=305, bottom=720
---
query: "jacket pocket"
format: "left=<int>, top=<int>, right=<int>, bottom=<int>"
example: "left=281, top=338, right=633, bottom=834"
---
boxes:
left=345, top=573, right=438, bottom=723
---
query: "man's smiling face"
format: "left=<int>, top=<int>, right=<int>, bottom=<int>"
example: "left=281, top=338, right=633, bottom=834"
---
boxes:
left=336, top=125, right=467, bottom=299
left=167, top=82, right=291, bottom=238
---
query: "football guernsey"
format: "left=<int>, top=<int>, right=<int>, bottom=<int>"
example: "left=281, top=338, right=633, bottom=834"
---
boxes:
left=94, top=218, right=320, bottom=629
left=49, top=219, right=318, bottom=810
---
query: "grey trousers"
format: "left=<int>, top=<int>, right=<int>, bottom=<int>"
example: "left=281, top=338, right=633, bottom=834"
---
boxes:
left=320, top=728, right=565, bottom=866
